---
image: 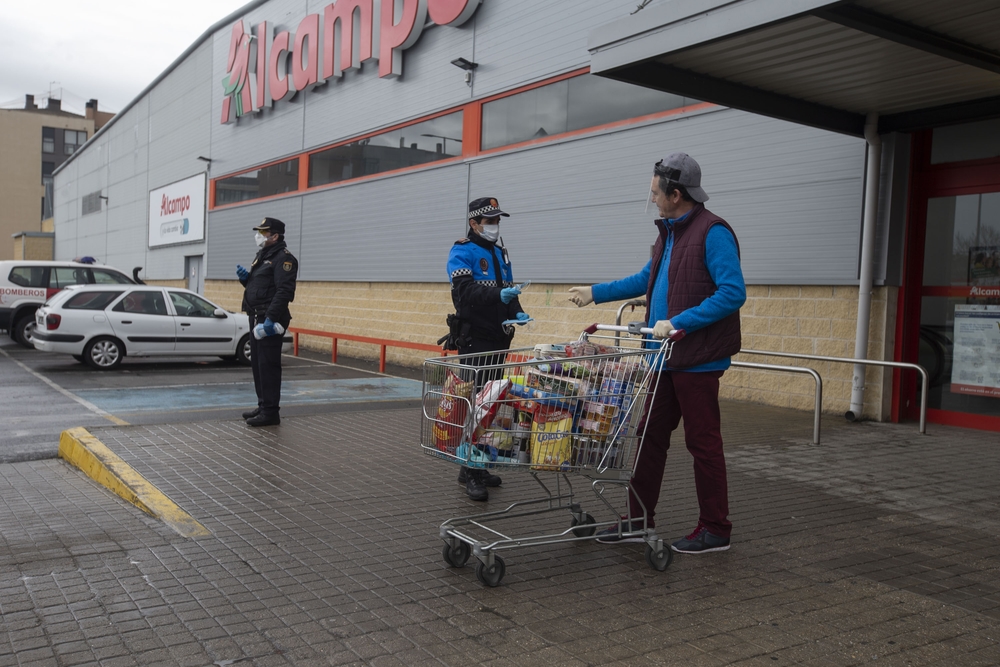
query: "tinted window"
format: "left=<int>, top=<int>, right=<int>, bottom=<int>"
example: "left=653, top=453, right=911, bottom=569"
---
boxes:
left=169, top=292, right=217, bottom=317
left=215, top=158, right=299, bottom=205
left=92, top=269, right=132, bottom=284
left=482, top=74, right=691, bottom=151
left=8, top=266, right=47, bottom=287
left=309, top=111, right=463, bottom=188
left=42, top=127, right=55, bottom=154
left=50, top=267, right=89, bottom=288
left=112, top=291, right=168, bottom=315
left=64, top=291, right=123, bottom=310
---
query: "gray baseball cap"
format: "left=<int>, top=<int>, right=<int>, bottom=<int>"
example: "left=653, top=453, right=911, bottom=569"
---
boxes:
left=654, top=152, right=709, bottom=203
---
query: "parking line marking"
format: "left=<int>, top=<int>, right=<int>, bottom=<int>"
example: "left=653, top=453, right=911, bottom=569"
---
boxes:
left=0, top=348, right=130, bottom=426
left=59, top=427, right=210, bottom=538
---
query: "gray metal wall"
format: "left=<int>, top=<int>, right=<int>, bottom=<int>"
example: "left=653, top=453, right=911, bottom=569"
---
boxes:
left=54, top=41, right=215, bottom=281
left=56, top=0, right=878, bottom=289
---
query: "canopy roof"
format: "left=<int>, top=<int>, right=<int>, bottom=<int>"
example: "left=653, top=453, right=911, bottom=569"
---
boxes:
left=588, top=0, right=1000, bottom=136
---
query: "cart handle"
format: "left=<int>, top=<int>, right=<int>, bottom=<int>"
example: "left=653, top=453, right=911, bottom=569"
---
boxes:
left=584, top=323, right=685, bottom=341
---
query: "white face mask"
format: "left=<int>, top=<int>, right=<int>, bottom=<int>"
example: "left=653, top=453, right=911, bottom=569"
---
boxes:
left=254, top=232, right=267, bottom=248
left=478, top=223, right=500, bottom=242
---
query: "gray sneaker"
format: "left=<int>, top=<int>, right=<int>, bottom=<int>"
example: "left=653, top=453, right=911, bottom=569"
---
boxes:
left=671, top=526, right=730, bottom=553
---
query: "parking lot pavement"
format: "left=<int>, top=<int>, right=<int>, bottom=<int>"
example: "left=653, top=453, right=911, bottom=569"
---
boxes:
left=1, top=401, right=998, bottom=666
left=0, top=339, right=420, bottom=460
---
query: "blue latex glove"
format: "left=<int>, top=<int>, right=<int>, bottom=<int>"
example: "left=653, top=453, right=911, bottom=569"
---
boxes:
left=253, top=317, right=285, bottom=339
left=500, top=286, right=521, bottom=304
left=516, top=312, right=530, bottom=321
left=236, top=264, right=249, bottom=281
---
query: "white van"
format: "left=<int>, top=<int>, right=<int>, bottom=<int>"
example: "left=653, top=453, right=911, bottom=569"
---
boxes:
left=0, top=260, right=135, bottom=348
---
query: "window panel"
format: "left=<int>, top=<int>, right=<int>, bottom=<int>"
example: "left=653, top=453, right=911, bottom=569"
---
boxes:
left=92, top=269, right=131, bottom=284
left=112, top=291, right=168, bottom=315
left=482, top=74, right=693, bottom=151
left=49, top=267, right=89, bottom=288
left=8, top=267, right=46, bottom=287
left=309, top=111, right=463, bottom=188
left=42, top=127, right=55, bottom=153
left=64, top=291, right=123, bottom=310
left=215, top=158, right=299, bottom=205
left=169, top=291, right=217, bottom=317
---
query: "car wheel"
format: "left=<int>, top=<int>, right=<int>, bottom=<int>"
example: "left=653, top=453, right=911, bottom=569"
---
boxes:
left=13, top=314, right=37, bottom=349
left=236, top=334, right=252, bottom=366
left=84, top=336, right=125, bottom=370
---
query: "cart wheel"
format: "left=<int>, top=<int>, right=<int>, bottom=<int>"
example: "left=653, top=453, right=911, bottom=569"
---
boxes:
left=645, top=544, right=673, bottom=572
left=442, top=542, right=471, bottom=568
left=475, top=557, right=506, bottom=587
left=570, top=513, right=597, bottom=538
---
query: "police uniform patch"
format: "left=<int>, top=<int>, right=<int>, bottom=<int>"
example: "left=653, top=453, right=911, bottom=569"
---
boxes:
left=479, top=258, right=489, bottom=273
left=283, top=261, right=293, bottom=272
left=490, top=198, right=498, bottom=208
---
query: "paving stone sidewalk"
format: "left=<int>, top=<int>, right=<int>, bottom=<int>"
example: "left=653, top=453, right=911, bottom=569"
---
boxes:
left=1, top=402, right=998, bottom=666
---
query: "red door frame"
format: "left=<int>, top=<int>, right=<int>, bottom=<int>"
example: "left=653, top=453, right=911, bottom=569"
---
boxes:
left=893, top=130, right=1000, bottom=431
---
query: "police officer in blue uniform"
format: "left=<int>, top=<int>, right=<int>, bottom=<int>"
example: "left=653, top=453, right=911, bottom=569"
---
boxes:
left=446, top=197, right=530, bottom=500
left=237, top=217, right=297, bottom=427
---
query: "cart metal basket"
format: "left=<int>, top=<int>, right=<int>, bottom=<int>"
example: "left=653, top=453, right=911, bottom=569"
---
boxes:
left=421, top=322, right=682, bottom=586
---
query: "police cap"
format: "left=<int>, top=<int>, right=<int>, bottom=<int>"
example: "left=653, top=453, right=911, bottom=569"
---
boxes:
left=253, top=217, right=285, bottom=234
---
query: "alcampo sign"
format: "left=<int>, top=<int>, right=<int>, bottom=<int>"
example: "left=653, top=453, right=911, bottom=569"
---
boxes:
left=222, top=0, right=481, bottom=124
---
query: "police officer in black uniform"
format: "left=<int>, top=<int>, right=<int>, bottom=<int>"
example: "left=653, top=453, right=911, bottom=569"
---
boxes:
left=237, top=217, right=297, bottom=427
left=445, top=197, right=530, bottom=500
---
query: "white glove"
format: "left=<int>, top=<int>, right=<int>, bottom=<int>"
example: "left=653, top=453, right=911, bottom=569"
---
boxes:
left=651, top=320, right=674, bottom=339
left=568, top=286, right=594, bottom=307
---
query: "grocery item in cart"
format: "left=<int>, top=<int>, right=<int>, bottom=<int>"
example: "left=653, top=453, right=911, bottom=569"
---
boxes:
left=577, top=399, right=619, bottom=441
left=471, top=378, right=510, bottom=441
left=432, top=371, right=473, bottom=453
left=530, top=408, right=574, bottom=471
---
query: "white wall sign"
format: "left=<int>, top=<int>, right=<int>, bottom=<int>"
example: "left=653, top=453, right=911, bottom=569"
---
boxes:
left=148, top=174, right=207, bottom=247
left=951, top=304, right=1000, bottom=398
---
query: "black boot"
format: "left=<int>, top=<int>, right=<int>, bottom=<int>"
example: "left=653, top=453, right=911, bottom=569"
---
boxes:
left=242, top=408, right=260, bottom=420
left=246, top=413, right=280, bottom=427
left=465, top=469, right=488, bottom=501
left=458, top=467, right=502, bottom=487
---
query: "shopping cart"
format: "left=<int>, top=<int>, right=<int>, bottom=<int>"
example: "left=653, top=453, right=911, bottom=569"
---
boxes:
left=421, top=322, right=683, bottom=586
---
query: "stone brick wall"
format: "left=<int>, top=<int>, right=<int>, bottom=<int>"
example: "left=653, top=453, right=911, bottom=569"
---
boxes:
left=205, top=280, right=898, bottom=421
left=13, top=235, right=54, bottom=261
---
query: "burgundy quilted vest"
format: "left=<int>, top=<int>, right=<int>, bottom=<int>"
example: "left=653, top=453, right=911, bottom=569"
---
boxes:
left=645, top=204, right=742, bottom=369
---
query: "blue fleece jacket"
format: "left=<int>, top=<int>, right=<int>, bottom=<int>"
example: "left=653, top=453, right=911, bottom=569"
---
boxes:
left=592, top=213, right=746, bottom=371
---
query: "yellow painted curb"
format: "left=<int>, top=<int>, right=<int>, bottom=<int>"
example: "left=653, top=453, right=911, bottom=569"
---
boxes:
left=59, top=427, right=211, bottom=538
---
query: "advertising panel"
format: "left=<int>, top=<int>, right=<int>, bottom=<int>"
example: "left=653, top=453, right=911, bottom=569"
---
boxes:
left=951, top=304, right=1000, bottom=398
left=148, top=174, right=207, bottom=248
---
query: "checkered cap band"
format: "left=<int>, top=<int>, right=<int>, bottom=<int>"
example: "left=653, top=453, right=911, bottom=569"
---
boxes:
left=470, top=204, right=503, bottom=218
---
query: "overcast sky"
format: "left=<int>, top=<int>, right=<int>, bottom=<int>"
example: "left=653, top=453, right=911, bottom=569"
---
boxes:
left=0, top=0, right=250, bottom=115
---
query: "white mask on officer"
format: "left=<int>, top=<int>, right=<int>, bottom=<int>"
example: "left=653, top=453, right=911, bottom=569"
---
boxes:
left=478, top=223, right=500, bottom=243
left=254, top=232, right=267, bottom=248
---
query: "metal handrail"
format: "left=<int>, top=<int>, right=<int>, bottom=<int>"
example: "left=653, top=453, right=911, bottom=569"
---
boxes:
left=731, top=361, right=822, bottom=445
left=738, top=350, right=928, bottom=434
left=614, top=299, right=647, bottom=346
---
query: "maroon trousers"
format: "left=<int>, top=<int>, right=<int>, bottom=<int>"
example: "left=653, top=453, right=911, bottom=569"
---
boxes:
left=627, top=370, right=732, bottom=538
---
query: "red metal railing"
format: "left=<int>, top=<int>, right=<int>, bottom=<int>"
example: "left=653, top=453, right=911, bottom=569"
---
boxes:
left=288, top=327, right=451, bottom=373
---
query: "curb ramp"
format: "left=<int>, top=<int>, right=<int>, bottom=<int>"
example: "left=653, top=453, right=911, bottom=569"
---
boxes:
left=59, top=427, right=211, bottom=538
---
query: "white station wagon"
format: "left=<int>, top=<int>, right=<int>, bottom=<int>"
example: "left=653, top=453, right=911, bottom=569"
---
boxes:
left=32, top=285, right=289, bottom=369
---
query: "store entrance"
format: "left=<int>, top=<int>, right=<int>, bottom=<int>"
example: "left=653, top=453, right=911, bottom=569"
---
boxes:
left=898, top=125, right=1000, bottom=431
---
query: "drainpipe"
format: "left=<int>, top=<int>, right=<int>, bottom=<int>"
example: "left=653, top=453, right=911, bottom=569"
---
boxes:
left=847, top=112, right=882, bottom=421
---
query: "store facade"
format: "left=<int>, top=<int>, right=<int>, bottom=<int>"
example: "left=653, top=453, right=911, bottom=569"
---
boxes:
left=53, top=0, right=990, bottom=427
left=587, top=0, right=1000, bottom=431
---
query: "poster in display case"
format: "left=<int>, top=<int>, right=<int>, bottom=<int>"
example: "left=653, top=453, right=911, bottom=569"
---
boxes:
left=951, top=304, right=1000, bottom=398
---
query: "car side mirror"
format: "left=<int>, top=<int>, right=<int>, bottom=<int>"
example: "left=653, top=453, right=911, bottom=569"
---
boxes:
left=213, top=308, right=228, bottom=318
